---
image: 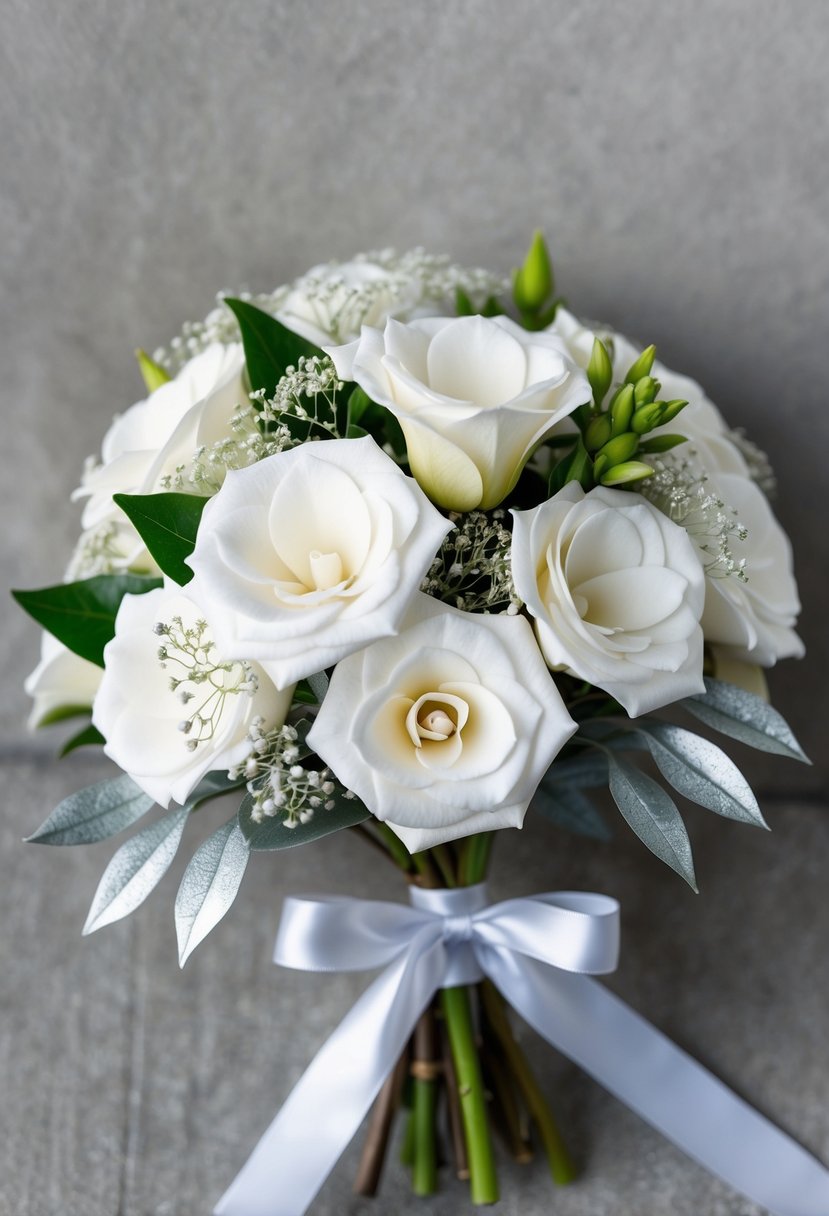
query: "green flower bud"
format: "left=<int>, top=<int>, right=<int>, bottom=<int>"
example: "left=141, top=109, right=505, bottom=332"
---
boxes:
left=624, top=344, right=657, bottom=384
left=548, top=439, right=594, bottom=494
left=633, top=376, right=660, bottom=407
left=639, top=433, right=688, bottom=453
left=631, top=403, right=663, bottom=434
left=587, top=337, right=613, bottom=407
left=597, top=432, right=639, bottom=466
left=657, top=398, right=688, bottom=424
left=585, top=414, right=613, bottom=452
left=135, top=348, right=171, bottom=393
left=610, top=383, right=635, bottom=435
left=512, top=230, right=554, bottom=314
left=600, top=460, right=655, bottom=487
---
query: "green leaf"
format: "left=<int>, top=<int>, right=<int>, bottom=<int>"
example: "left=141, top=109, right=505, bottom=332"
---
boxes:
left=12, top=574, right=162, bottom=667
left=26, top=773, right=155, bottom=846
left=224, top=298, right=324, bottom=398
left=37, top=703, right=96, bottom=727
left=683, top=677, right=809, bottom=763
left=174, top=819, right=250, bottom=966
left=346, top=386, right=373, bottom=428
left=607, top=755, right=698, bottom=891
left=533, top=783, right=612, bottom=840
left=639, top=433, right=688, bottom=454
left=59, top=722, right=105, bottom=757
left=135, top=348, right=171, bottom=392
left=455, top=287, right=475, bottom=315
left=541, top=751, right=609, bottom=790
left=239, top=788, right=370, bottom=850
left=549, top=439, right=593, bottom=495
left=113, top=492, right=209, bottom=585
left=637, top=722, right=767, bottom=827
left=83, top=806, right=189, bottom=934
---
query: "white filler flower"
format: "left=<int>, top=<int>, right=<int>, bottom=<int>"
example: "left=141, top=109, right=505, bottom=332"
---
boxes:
left=511, top=483, right=706, bottom=717
left=92, top=585, right=291, bottom=808
left=328, top=315, right=590, bottom=512
left=186, top=436, right=452, bottom=689
left=74, top=343, right=246, bottom=528
left=277, top=259, right=423, bottom=347
left=307, top=593, right=576, bottom=852
left=25, top=632, right=102, bottom=730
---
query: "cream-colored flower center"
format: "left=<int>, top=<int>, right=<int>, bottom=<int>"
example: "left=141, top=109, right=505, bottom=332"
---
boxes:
left=405, top=692, right=469, bottom=748
left=308, top=550, right=344, bottom=591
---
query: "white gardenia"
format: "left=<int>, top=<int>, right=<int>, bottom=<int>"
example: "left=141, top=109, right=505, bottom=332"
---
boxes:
left=277, top=259, right=424, bottom=346
left=307, top=593, right=577, bottom=852
left=92, top=584, right=291, bottom=808
left=186, top=436, right=452, bottom=689
left=511, top=483, right=706, bottom=716
left=74, top=343, right=246, bottom=529
left=25, top=632, right=102, bottom=730
left=328, top=315, right=590, bottom=512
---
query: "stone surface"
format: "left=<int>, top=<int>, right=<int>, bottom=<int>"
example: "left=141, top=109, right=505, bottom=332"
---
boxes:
left=1, top=755, right=827, bottom=1215
left=2, top=3, right=829, bottom=1213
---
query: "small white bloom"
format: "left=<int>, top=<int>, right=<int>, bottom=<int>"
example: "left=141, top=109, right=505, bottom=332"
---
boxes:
left=511, top=483, right=706, bottom=716
left=327, top=315, right=590, bottom=512
left=92, top=585, right=292, bottom=808
left=277, top=260, right=423, bottom=346
left=24, top=633, right=103, bottom=730
left=73, top=343, right=246, bottom=528
left=700, top=473, right=803, bottom=665
left=307, top=593, right=577, bottom=852
left=186, top=436, right=452, bottom=689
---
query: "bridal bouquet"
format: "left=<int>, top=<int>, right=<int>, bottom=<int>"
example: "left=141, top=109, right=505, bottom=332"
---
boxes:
left=16, top=237, right=823, bottom=1216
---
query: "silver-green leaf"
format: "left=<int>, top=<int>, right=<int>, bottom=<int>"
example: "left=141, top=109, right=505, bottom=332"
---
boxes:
left=532, top=783, right=612, bottom=841
left=83, top=806, right=189, bottom=934
left=683, top=678, right=809, bottom=762
left=175, top=819, right=250, bottom=967
left=25, top=774, right=155, bottom=846
left=607, top=755, right=698, bottom=891
left=639, top=722, right=767, bottom=828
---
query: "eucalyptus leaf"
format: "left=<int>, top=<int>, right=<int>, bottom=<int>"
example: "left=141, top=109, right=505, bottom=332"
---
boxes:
left=175, top=819, right=250, bottom=966
left=239, top=788, right=370, bottom=850
left=224, top=298, right=324, bottom=398
left=83, top=806, right=189, bottom=934
left=306, top=671, right=329, bottom=703
left=683, top=677, right=809, bottom=762
left=638, top=722, right=767, bottom=828
left=26, top=773, right=155, bottom=846
left=540, top=750, right=609, bottom=790
left=59, top=722, right=105, bottom=758
left=532, top=783, right=612, bottom=841
left=607, top=755, right=698, bottom=891
left=113, top=492, right=208, bottom=585
left=12, top=574, right=162, bottom=666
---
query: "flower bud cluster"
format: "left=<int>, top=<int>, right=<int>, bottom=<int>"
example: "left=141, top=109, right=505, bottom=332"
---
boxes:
left=155, top=615, right=259, bottom=751
left=229, top=717, right=356, bottom=827
left=421, top=509, right=522, bottom=614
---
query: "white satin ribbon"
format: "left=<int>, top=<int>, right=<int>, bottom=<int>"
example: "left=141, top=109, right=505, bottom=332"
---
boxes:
left=215, top=884, right=829, bottom=1216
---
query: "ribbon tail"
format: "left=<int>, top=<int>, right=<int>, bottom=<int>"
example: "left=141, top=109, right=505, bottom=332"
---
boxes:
left=214, top=928, right=445, bottom=1216
left=482, top=947, right=829, bottom=1216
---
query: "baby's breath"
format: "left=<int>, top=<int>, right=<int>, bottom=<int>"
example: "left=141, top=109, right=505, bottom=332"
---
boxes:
left=422, top=510, right=522, bottom=614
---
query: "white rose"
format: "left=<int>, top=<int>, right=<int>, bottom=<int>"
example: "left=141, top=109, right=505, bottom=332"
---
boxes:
left=277, top=259, right=423, bottom=346
left=327, top=315, right=590, bottom=512
left=25, top=632, right=103, bottom=730
left=307, top=593, right=577, bottom=852
left=511, top=483, right=706, bottom=716
left=700, top=473, right=803, bottom=665
left=92, top=584, right=291, bottom=808
left=186, top=436, right=452, bottom=689
left=74, top=343, right=246, bottom=528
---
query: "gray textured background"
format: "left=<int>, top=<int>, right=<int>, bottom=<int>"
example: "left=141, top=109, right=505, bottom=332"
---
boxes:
left=1, top=2, right=828, bottom=1214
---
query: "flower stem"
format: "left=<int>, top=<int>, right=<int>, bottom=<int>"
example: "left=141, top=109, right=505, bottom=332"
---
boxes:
left=411, top=1010, right=440, bottom=1196
left=441, top=986, right=499, bottom=1205
left=480, top=980, right=576, bottom=1184
left=459, top=831, right=494, bottom=886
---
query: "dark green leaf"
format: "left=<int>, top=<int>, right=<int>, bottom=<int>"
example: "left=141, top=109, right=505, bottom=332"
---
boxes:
left=224, top=298, right=324, bottom=398
left=346, top=386, right=373, bottom=428
left=239, top=788, right=370, bottom=849
left=113, top=492, right=208, bottom=585
left=12, top=574, right=162, bottom=666
left=83, top=806, right=189, bottom=933
left=607, top=755, right=698, bottom=891
left=175, top=818, right=250, bottom=966
left=548, top=439, right=593, bottom=495
left=37, top=703, right=96, bottom=727
left=59, top=722, right=105, bottom=758
left=533, top=783, right=612, bottom=840
left=683, top=677, right=809, bottom=763
left=26, top=774, right=155, bottom=846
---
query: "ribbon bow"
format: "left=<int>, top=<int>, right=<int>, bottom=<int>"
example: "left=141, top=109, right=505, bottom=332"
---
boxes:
left=215, top=885, right=829, bottom=1216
